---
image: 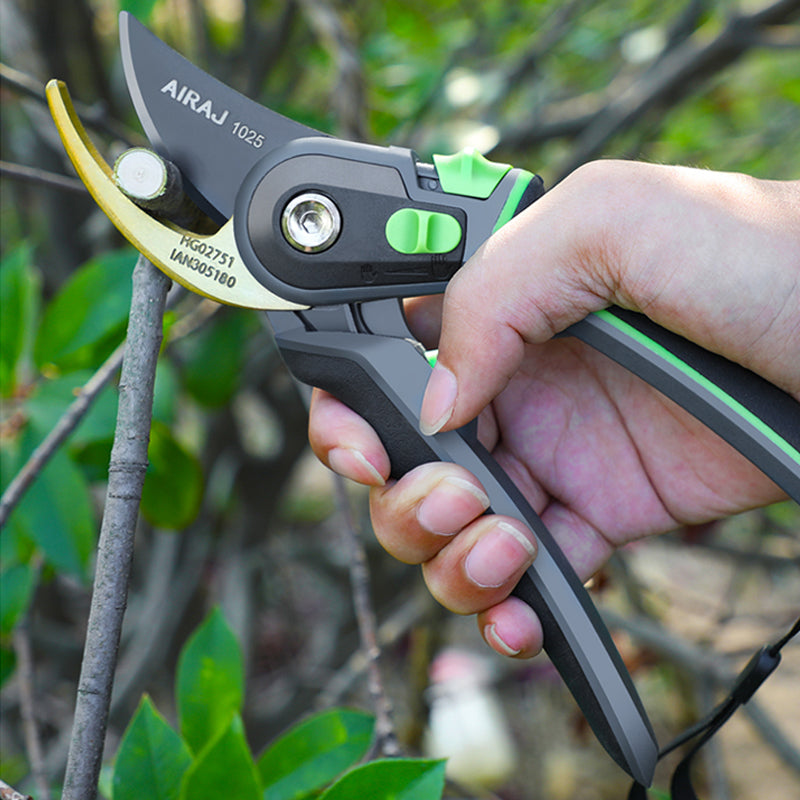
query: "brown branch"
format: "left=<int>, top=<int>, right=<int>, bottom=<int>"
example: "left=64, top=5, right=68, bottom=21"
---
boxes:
left=0, top=343, right=125, bottom=530
left=331, top=473, right=399, bottom=757
left=499, top=0, right=594, bottom=90
left=316, top=589, right=434, bottom=708
left=556, top=0, right=800, bottom=176
left=0, top=63, right=138, bottom=146
left=243, top=0, right=299, bottom=98
left=110, top=527, right=212, bottom=718
left=61, top=256, right=170, bottom=800
left=0, top=160, right=87, bottom=194
left=739, top=24, right=800, bottom=48
left=0, top=780, right=32, bottom=800
left=490, top=0, right=800, bottom=174
left=0, top=269, right=207, bottom=529
left=603, top=608, right=800, bottom=775
left=11, top=562, right=51, bottom=800
left=297, top=0, right=367, bottom=140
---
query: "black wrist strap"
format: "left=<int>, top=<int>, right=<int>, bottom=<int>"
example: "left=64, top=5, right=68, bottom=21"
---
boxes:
left=628, top=615, right=800, bottom=800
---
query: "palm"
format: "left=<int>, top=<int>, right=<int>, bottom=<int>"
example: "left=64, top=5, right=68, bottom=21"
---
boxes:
left=482, top=337, right=778, bottom=578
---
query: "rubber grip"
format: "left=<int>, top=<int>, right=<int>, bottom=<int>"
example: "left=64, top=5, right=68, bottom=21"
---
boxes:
left=277, top=327, right=658, bottom=785
left=567, top=308, right=800, bottom=501
left=510, top=172, right=546, bottom=217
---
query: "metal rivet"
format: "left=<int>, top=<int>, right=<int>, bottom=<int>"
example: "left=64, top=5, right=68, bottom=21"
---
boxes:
left=281, top=192, right=341, bottom=253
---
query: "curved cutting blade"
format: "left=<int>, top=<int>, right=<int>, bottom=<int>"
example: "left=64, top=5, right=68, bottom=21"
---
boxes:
left=120, top=11, right=325, bottom=219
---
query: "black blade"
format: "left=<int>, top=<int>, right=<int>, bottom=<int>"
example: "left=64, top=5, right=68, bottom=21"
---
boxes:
left=120, top=12, right=324, bottom=219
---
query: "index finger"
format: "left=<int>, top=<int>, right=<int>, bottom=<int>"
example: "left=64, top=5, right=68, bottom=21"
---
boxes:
left=308, top=388, right=390, bottom=486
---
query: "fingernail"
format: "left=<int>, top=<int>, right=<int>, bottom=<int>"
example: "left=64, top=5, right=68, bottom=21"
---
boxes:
left=328, top=447, right=386, bottom=486
left=419, top=364, right=457, bottom=436
left=484, top=623, right=521, bottom=657
left=465, top=522, right=536, bottom=588
left=416, top=477, right=490, bottom=536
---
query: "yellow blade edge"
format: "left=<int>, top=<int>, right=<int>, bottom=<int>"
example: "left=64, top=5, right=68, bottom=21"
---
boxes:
left=45, top=80, right=307, bottom=312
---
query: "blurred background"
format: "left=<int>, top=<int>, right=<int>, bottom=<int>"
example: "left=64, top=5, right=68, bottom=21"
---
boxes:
left=1, top=1, right=799, bottom=798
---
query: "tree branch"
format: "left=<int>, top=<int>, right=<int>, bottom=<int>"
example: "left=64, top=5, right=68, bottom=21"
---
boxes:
left=243, top=0, right=299, bottom=98
left=316, top=589, right=434, bottom=708
left=61, top=256, right=170, bottom=800
left=0, top=62, right=138, bottom=145
left=0, top=343, right=124, bottom=530
left=556, top=0, right=800, bottom=176
left=603, top=608, right=800, bottom=775
left=0, top=780, right=32, bottom=800
left=0, top=160, right=87, bottom=194
left=297, top=0, right=367, bottom=140
left=332, top=474, right=399, bottom=757
left=11, top=562, right=51, bottom=800
left=0, top=283, right=209, bottom=530
left=490, top=0, right=800, bottom=176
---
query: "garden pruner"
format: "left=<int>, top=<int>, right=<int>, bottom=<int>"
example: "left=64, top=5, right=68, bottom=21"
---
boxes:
left=46, top=12, right=800, bottom=788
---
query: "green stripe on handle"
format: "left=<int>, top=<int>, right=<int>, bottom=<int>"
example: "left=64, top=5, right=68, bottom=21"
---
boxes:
left=567, top=308, right=800, bottom=501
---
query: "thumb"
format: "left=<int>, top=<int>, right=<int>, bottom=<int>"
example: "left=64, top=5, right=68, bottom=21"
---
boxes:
left=419, top=162, right=620, bottom=434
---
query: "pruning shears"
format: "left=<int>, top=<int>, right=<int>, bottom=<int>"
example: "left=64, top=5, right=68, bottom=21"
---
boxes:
left=46, top=13, right=800, bottom=788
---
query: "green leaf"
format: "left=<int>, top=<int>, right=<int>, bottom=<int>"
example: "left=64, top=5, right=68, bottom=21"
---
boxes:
left=119, top=0, right=160, bottom=23
left=649, top=790, right=671, bottom=800
left=1, top=426, right=95, bottom=577
left=318, top=759, right=446, bottom=800
left=140, top=421, right=203, bottom=530
left=176, top=608, right=244, bottom=754
left=178, top=310, right=255, bottom=408
left=179, top=715, right=261, bottom=800
left=98, top=764, right=114, bottom=800
left=0, top=563, right=35, bottom=634
left=0, top=644, right=16, bottom=688
left=0, top=243, right=38, bottom=396
left=34, top=248, right=134, bottom=373
left=72, top=439, right=114, bottom=484
left=259, top=709, right=374, bottom=800
left=764, top=500, right=800, bottom=528
left=112, top=696, right=192, bottom=800
left=151, top=358, right=179, bottom=426
left=24, top=371, right=118, bottom=449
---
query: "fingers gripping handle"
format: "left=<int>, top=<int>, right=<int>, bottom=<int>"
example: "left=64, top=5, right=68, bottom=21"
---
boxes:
left=277, top=328, right=658, bottom=786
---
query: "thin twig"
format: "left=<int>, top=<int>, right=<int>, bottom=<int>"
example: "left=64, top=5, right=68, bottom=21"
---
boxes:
left=316, top=590, right=433, bottom=708
left=331, top=474, right=400, bottom=757
left=0, top=63, right=137, bottom=145
left=11, top=561, right=51, bottom=800
left=695, top=676, right=733, bottom=800
left=296, top=0, right=366, bottom=140
left=742, top=694, right=800, bottom=774
left=0, top=780, right=32, bottom=800
left=0, top=160, right=87, bottom=194
left=110, top=527, right=212, bottom=718
left=0, top=287, right=212, bottom=530
left=243, top=0, right=299, bottom=98
left=679, top=538, right=800, bottom=571
left=0, top=62, right=51, bottom=101
left=489, top=0, right=800, bottom=173
left=603, top=608, right=800, bottom=775
left=0, top=342, right=125, bottom=530
left=61, top=256, right=170, bottom=800
left=554, top=0, right=800, bottom=177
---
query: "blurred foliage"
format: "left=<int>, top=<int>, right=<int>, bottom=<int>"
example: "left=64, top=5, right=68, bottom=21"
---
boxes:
left=103, top=608, right=396, bottom=800
left=1, top=0, right=799, bottom=797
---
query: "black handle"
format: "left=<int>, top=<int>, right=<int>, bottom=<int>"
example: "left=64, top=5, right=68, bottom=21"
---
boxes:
left=567, top=308, right=800, bottom=501
left=277, top=326, right=659, bottom=786
left=483, top=170, right=799, bottom=499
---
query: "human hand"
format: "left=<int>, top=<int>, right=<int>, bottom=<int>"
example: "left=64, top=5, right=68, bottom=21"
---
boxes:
left=309, top=160, right=800, bottom=658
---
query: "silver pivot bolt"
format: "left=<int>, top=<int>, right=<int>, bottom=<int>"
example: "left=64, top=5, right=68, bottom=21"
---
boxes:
left=281, top=192, right=342, bottom=253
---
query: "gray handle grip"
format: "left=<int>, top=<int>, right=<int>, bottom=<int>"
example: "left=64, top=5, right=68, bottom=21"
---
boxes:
left=567, top=308, right=800, bottom=500
left=277, top=326, right=658, bottom=786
